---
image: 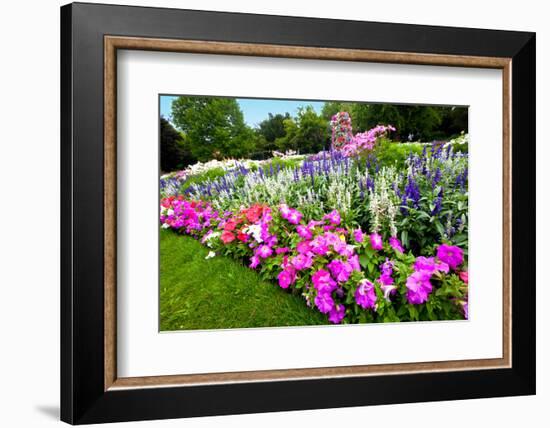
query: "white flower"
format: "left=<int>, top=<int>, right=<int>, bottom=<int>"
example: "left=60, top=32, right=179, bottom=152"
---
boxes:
left=243, top=224, right=263, bottom=243
left=161, top=223, right=170, bottom=229
left=205, top=251, right=216, bottom=260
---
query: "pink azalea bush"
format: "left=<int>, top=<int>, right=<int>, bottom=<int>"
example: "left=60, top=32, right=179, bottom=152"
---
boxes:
left=330, top=111, right=395, bottom=157
left=160, top=196, right=469, bottom=324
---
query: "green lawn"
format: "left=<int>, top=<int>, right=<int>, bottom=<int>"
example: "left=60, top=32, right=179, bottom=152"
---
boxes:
left=160, top=229, right=327, bottom=331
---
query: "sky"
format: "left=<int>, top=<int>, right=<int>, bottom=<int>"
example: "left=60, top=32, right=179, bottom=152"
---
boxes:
left=160, top=95, right=325, bottom=127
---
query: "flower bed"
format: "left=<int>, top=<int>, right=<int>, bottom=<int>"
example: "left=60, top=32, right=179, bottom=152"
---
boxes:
left=160, top=116, right=469, bottom=325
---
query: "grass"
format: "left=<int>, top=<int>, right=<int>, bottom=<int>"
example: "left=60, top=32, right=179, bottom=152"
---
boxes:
left=159, top=229, right=328, bottom=331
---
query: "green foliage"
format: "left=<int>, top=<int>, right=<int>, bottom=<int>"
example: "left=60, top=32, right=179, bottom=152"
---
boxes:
left=275, top=106, right=329, bottom=153
left=160, top=117, right=196, bottom=172
left=159, top=230, right=327, bottom=330
left=171, top=96, right=255, bottom=161
left=346, top=104, right=467, bottom=141
left=256, top=112, right=290, bottom=153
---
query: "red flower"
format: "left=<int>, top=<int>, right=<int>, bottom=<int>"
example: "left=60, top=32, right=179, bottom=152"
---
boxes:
left=459, top=270, right=468, bottom=284
left=237, top=231, right=249, bottom=242
left=245, top=204, right=263, bottom=223
left=220, top=231, right=235, bottom=244
left=224, top=219, right=237, bottom=231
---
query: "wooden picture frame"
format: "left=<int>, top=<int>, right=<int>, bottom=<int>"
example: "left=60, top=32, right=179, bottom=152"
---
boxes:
left=61, top=2, right=535, bottom=424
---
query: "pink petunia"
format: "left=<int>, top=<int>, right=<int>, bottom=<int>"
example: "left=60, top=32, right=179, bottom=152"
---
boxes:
left=328, top=304, right=346, bottom=324
left=353, top=228, right=365, bottom=243
left=278, top=268, right=296, bottom=289
left=436, top=244, right=464, bottom=269
left=370, top=233, right=383, bottom=250
left=296, top=225, right=313, bottom=240
left=287, top=209, right=302, bottom=225
left=406, top=271, right=433, bottom=304
left=311, top=269, right=337, bottom=293
left=291, top=253, right=313, bottom=271
left=327, top=259, right=353, bottom=283
left=389, top=236, right=404, bottom=253
left=314, top=292, right=334, bottom=314
left=256, top=245, right=273, bottom=259
left=324, top=210, right=341, bottom=225
left=354, top=279, right=377, bottom=309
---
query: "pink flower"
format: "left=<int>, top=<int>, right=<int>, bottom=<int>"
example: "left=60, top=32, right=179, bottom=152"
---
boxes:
left=328, top=304, right=346, bottom=324
left=370, top=233, right=383, bottom=250
left=389, top=236, right=404, bottom=253
left=414, top=256, right=436, bottom=273
left=353, top=228, right=365, bottom=243
left=286, top=209, right=302, bottom=225
left=278, top=268, right=296, bottom=289
left=311, top=269, right=337, bottom=293
left=355, top=279, right=377, bottom=309
left=249, top=255, right=260, bottom=269
left=291, top=253, right=313, bottom=271
left=324, top=210, right=341, bottom=225
left=296, top=240, right=313, bottom=254
left=348, top=254, right=361, bottom=271
left=459, top=270, right=468, bottom=284
left=413, top=256, right=449, bottom=275
left=315, top=292, right=334, bottom=314
left=279, top=204, right=291, bottom=219
left=437, top=244, right=464, bottom=269
left=406, top=271, right=433, bottom=304
left=327, top=259, right=353, bottom=283
left=257, top=245, right=273, bottom=259
left=220, top=230, right=235, bottom=244
left=310, top=236, right=330, bottom=256
left=275, top=247, right=289, bottom=255
left=296, top=225, right=313, bottom=239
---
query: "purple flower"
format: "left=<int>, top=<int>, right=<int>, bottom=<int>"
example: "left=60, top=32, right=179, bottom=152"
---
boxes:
left=312, top=269, right=338, bottom=293
left=406, top=271, right=433, bottom=304
left=324, top=210, right=341, bottom=225
left=278, top=268, right=296, bottom=289
left=327, top=259, right=353, bottom=283
left=314, top=292, right=334, bottom=314
left=291, top=253, right=313, bottom=271
left=353, top=228, right=365, bottom=243
left=296, top=225, right=313, bottom=240
left=257, top=245, right=273, bottom=259
left=389, top=236, right=404, bottom=253
left=275, top=247, right=289, bottom=255
left=380, top=258, right=394, bottom=276
left=370, top=233, right=383, bottom=251
left=328, top=304, right=346, bottom=324
left=436, top=244, right=464, bottom=269
left=355, top=279, right=377, bottom=309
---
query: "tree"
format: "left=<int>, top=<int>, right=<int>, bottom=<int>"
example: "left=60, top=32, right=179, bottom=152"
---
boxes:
left=347, top=103, right=467, bottom=141
left=160, top=117, right=195, bottom=172
left=171, top=96, right=254, bottom=161
left=275, top=106, right=329, bottom=153
left=258, top=113, right=289, bottom=143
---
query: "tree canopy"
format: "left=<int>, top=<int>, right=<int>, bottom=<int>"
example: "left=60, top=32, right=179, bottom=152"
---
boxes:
left=171, top=97, right=255, bottom=161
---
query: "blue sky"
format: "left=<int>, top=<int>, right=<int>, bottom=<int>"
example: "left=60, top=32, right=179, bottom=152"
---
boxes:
left=160, top=95, right=325, bottom=127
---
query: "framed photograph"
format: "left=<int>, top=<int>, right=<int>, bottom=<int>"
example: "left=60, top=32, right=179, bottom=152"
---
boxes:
left=60, top=2, right=535, bottom=424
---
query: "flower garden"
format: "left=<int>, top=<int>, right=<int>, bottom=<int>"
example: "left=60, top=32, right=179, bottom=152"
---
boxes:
left=160, top=110, right=469, bottom=328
